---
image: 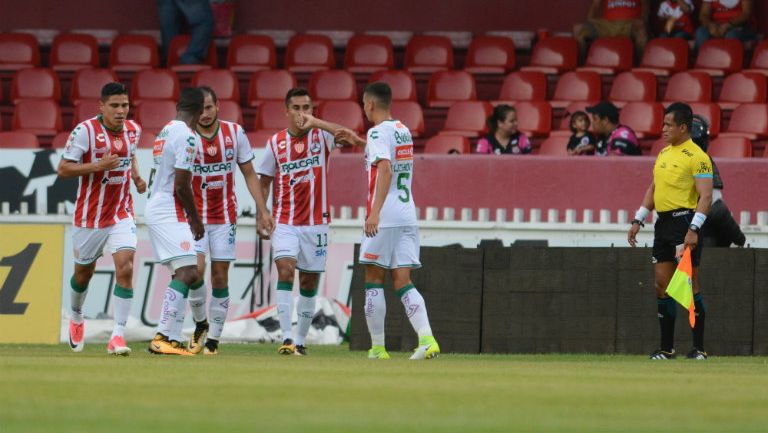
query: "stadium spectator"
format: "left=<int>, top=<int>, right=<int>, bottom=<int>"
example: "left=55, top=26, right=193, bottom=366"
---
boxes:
left=567, top=111, right=597, bottom=155
left=657, top=0, right=695, bottom=39
left=157, top=0, right=214, bottom=64
left=695, top=0, right=755, bottom=49
left=628, top=102, right=713, bottom=360
left=586, top=101, right=641, bottom=156
left=689, top=114, right=746, bottom=248
left=475, top=105, right=532, bottom=155
left=573, top=0, right=649, bottom=58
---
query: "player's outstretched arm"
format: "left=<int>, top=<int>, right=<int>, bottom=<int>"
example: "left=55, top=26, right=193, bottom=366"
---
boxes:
left=131, top=154, right=147, bottom=193
left=57, top=153, right=121, bottom=178
left=174, top=169, right=204, bottom=240
left=239, top=161, right=275, bottom=237
left=335, top=128, right=366, bottom=147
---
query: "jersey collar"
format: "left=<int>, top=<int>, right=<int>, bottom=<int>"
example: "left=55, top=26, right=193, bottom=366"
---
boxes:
left=98, top=114, right=124, bottom=134
left=197, top=121, right=220, bottom=142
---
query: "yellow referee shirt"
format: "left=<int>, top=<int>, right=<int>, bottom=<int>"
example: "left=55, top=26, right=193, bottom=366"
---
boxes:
left=653, top=138, right=713, bottom=212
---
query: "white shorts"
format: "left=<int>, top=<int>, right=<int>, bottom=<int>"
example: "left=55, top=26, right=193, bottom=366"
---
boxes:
left=195, top=223, right=236, bottom=261
left=359, top=225, right=421, bottom=269
left=72, top=217, right=137, bottom=265
left=271, top=224, right=328, bottom=273
left=147, top=222, right=198, bottom=271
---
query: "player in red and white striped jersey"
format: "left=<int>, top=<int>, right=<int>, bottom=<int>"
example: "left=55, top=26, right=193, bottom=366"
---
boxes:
left=255, top=88, right=353, bottom=356
left=57, top=82, right=147, bottom=356
left=186, top=86, right=273, bottom=355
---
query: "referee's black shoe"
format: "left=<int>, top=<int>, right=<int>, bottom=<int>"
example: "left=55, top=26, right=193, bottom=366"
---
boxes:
left=686, top=348, right=708, bottom=360
left=649, top=349, right=676, bottom=360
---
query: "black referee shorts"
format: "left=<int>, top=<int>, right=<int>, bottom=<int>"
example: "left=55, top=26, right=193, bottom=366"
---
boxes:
left=652, top=209, right=703, bottom=267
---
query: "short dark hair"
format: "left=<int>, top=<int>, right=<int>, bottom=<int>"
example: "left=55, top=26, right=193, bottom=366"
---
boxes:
left=285, top=87, right=311, bottom=106
left=364, top=82, right=392, bottom=108
left=198, top=85, right=218, bottom=104
left=100, top=82, right=128, bottom=102
left=177, top=87, right=204, bottom=114
left=569, top=111, right=590, bottom=134
left=664, top=102, right=693, bottom=130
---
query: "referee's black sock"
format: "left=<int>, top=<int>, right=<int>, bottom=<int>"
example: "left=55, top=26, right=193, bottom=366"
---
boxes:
left=692, top=293, right=706, bottom=351
left=657, top=297, right=677, bottom=352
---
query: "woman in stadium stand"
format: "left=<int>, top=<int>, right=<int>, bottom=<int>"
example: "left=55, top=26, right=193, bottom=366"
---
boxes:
left=475, top=105, right=532, bottom=155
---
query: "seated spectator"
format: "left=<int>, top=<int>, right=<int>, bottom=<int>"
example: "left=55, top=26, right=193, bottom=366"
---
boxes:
left=567, top=111, right=597, bottom=155
left=476, top=105, right=532, bottom=155
left=658, top=0, right=695, bottom=39
left=695, top=0, right=755, bottom=49
left=573, top=0, right=649, bottom=57
left=585, top=101, right=642, bottom=156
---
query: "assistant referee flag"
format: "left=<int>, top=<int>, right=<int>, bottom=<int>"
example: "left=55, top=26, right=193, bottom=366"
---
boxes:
left=666, top=247, right=696, bottom=328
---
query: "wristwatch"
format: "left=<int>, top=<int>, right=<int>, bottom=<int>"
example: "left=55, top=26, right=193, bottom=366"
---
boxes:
left=688, top=224, right=700, bottom=233
left=631, top=219, right=644, bottom=227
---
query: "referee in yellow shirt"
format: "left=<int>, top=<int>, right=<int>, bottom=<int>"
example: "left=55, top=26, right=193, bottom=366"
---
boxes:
left=627, top=102, right=713, bottom=360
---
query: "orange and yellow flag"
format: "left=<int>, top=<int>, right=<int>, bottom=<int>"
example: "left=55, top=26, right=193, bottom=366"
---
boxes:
left=665, top=247, right=696, bottom=328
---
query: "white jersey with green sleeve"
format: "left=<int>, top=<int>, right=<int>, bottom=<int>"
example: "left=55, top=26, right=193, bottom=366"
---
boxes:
left=364, top=119, right=417, bottom=228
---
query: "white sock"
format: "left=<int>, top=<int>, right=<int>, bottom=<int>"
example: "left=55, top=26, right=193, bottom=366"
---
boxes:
left=169, top=305, right=186, bottom=342
left=276, top=285, right=294, bottom=341
left=156, top=281, right=189, bottom=338
left=399, top=286, right=433, bottom=339
left=188, top=280, right=207, bottom=323
left=70, top=277, right=88, bottom=324
left=110, top=285, right=133, bottom=339
left=295, top=289, right=317, bottom=346
left=364, top=285, right=386, bottom=347
left=208, top=287, right=230, bottom=340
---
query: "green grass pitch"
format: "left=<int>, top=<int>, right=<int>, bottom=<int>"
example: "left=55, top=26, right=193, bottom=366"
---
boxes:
left=1, top=344, right=767, bottom=433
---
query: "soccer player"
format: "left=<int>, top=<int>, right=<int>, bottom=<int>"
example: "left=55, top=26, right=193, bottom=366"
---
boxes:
left=58, top=82, right=146, bottom=356
left=335, top=82, right=440, bottom=360
left=254, top=88, right=349, bottom=356
left=185, top=86, right=274, bottom=355
left=145, top=88, right=206, bottom=356
left=627, top=102, right=713, bottom=360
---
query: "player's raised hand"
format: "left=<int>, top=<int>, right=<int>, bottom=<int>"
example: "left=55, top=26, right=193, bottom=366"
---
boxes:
left=335, top=128, right=362, bottom=147
left=98, top=153, right=121, bottom=171
left=364, top=213, right=379, bottom=238
left=134, top=176, right=147, bottom=194
left=257, top=212, right=275, bottom=240
left=296, top=112, right=316, bottom=131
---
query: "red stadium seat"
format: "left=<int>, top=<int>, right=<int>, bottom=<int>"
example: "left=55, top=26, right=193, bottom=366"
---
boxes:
left=495, top=71, right=547, bottom=104
left=226, top=34, right=276, bottom=73
left=578, top=37, right=633, bottom=75
left=135, top=100, right=176, bottom=134
left=246, top=130, right=275, bottom=149
left=514, top=101, right=552, bottom=137
left=744, top=40, right=768, bottom=76
left=11, top=68, right=61, bottom=103
left=247, top=70, right=297, bottom=107
left=344, top=35, right=394, bottom=74
left=390, top=101, right=425, bottom=137
left=52, top=131, right=70, bottom=148
left=138, top=131, right=156, bottom=148
left=167, top=35, right=217, bottom=71
left=12, top=99, right=63, bottom=136
left=693, top=39, right=743, bottom=77
left=192, top=69, right=239, bottom=102
left=71, top=68, right=118, bottom=104
left=254, top=100, right=288, bottom=131
left=689, top=102, right=721, bottom=137
left=619, top=102, right=664, bottom=139
left=50, top=33, right=98, bottom=72
left=368, top=70, right=417, bottom=101
left=73, top=99, right=102, bottom=126
left=440, top=101, right=492, bottom=137
left=424, top=135, right=469, bottom=154
left=633, top=38, right=689, bottom=76
left=131, top=69, right=180, bottom=103
left=663, top=71, right=712, bottom=104
left=538, top=135, right=570, bottom=156
left=551, top=71, right=601, bottom=109
left=520, top=36, right=578, bottom=74
left=558, top=101, right=593, bottom=131
left=717, top=72, right=767, bottom=110
left=404, top=35, right=454, bottom=73
left=720, top=103, right=768, bottom=139
left=464, top=36, right=515, bottom=74
left=308, top=70, right=357, bottom=102
left=608, top=71, right=657, bottom=107
left=708, top=136, right=752, bottom=158
left=0, top=131, right=39, bottom=148
left=109, top=34, right=159, bottom=72
left=285, top=34, right=335, bottom=73
left=316, top=101, right=364, bottom=134
left=0, top=33, right=40, bottom=72
left=217, top=100, right=243, bottom=125
left=650, top=138, right=667, bottom=156
left=426, top=70, right=476, bottom=108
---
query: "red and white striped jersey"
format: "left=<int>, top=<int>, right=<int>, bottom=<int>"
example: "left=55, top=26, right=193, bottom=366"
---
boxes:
left=62, top=116, right=141, bottom=228
left=256, top=128, right=335, bottom=226
left=192, top=120, right=254, bottom=224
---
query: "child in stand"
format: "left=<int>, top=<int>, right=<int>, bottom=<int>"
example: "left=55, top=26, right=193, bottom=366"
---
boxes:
left=567, top=111, right=596, bottom=155
left=658, top=0, right=694, bottom=39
